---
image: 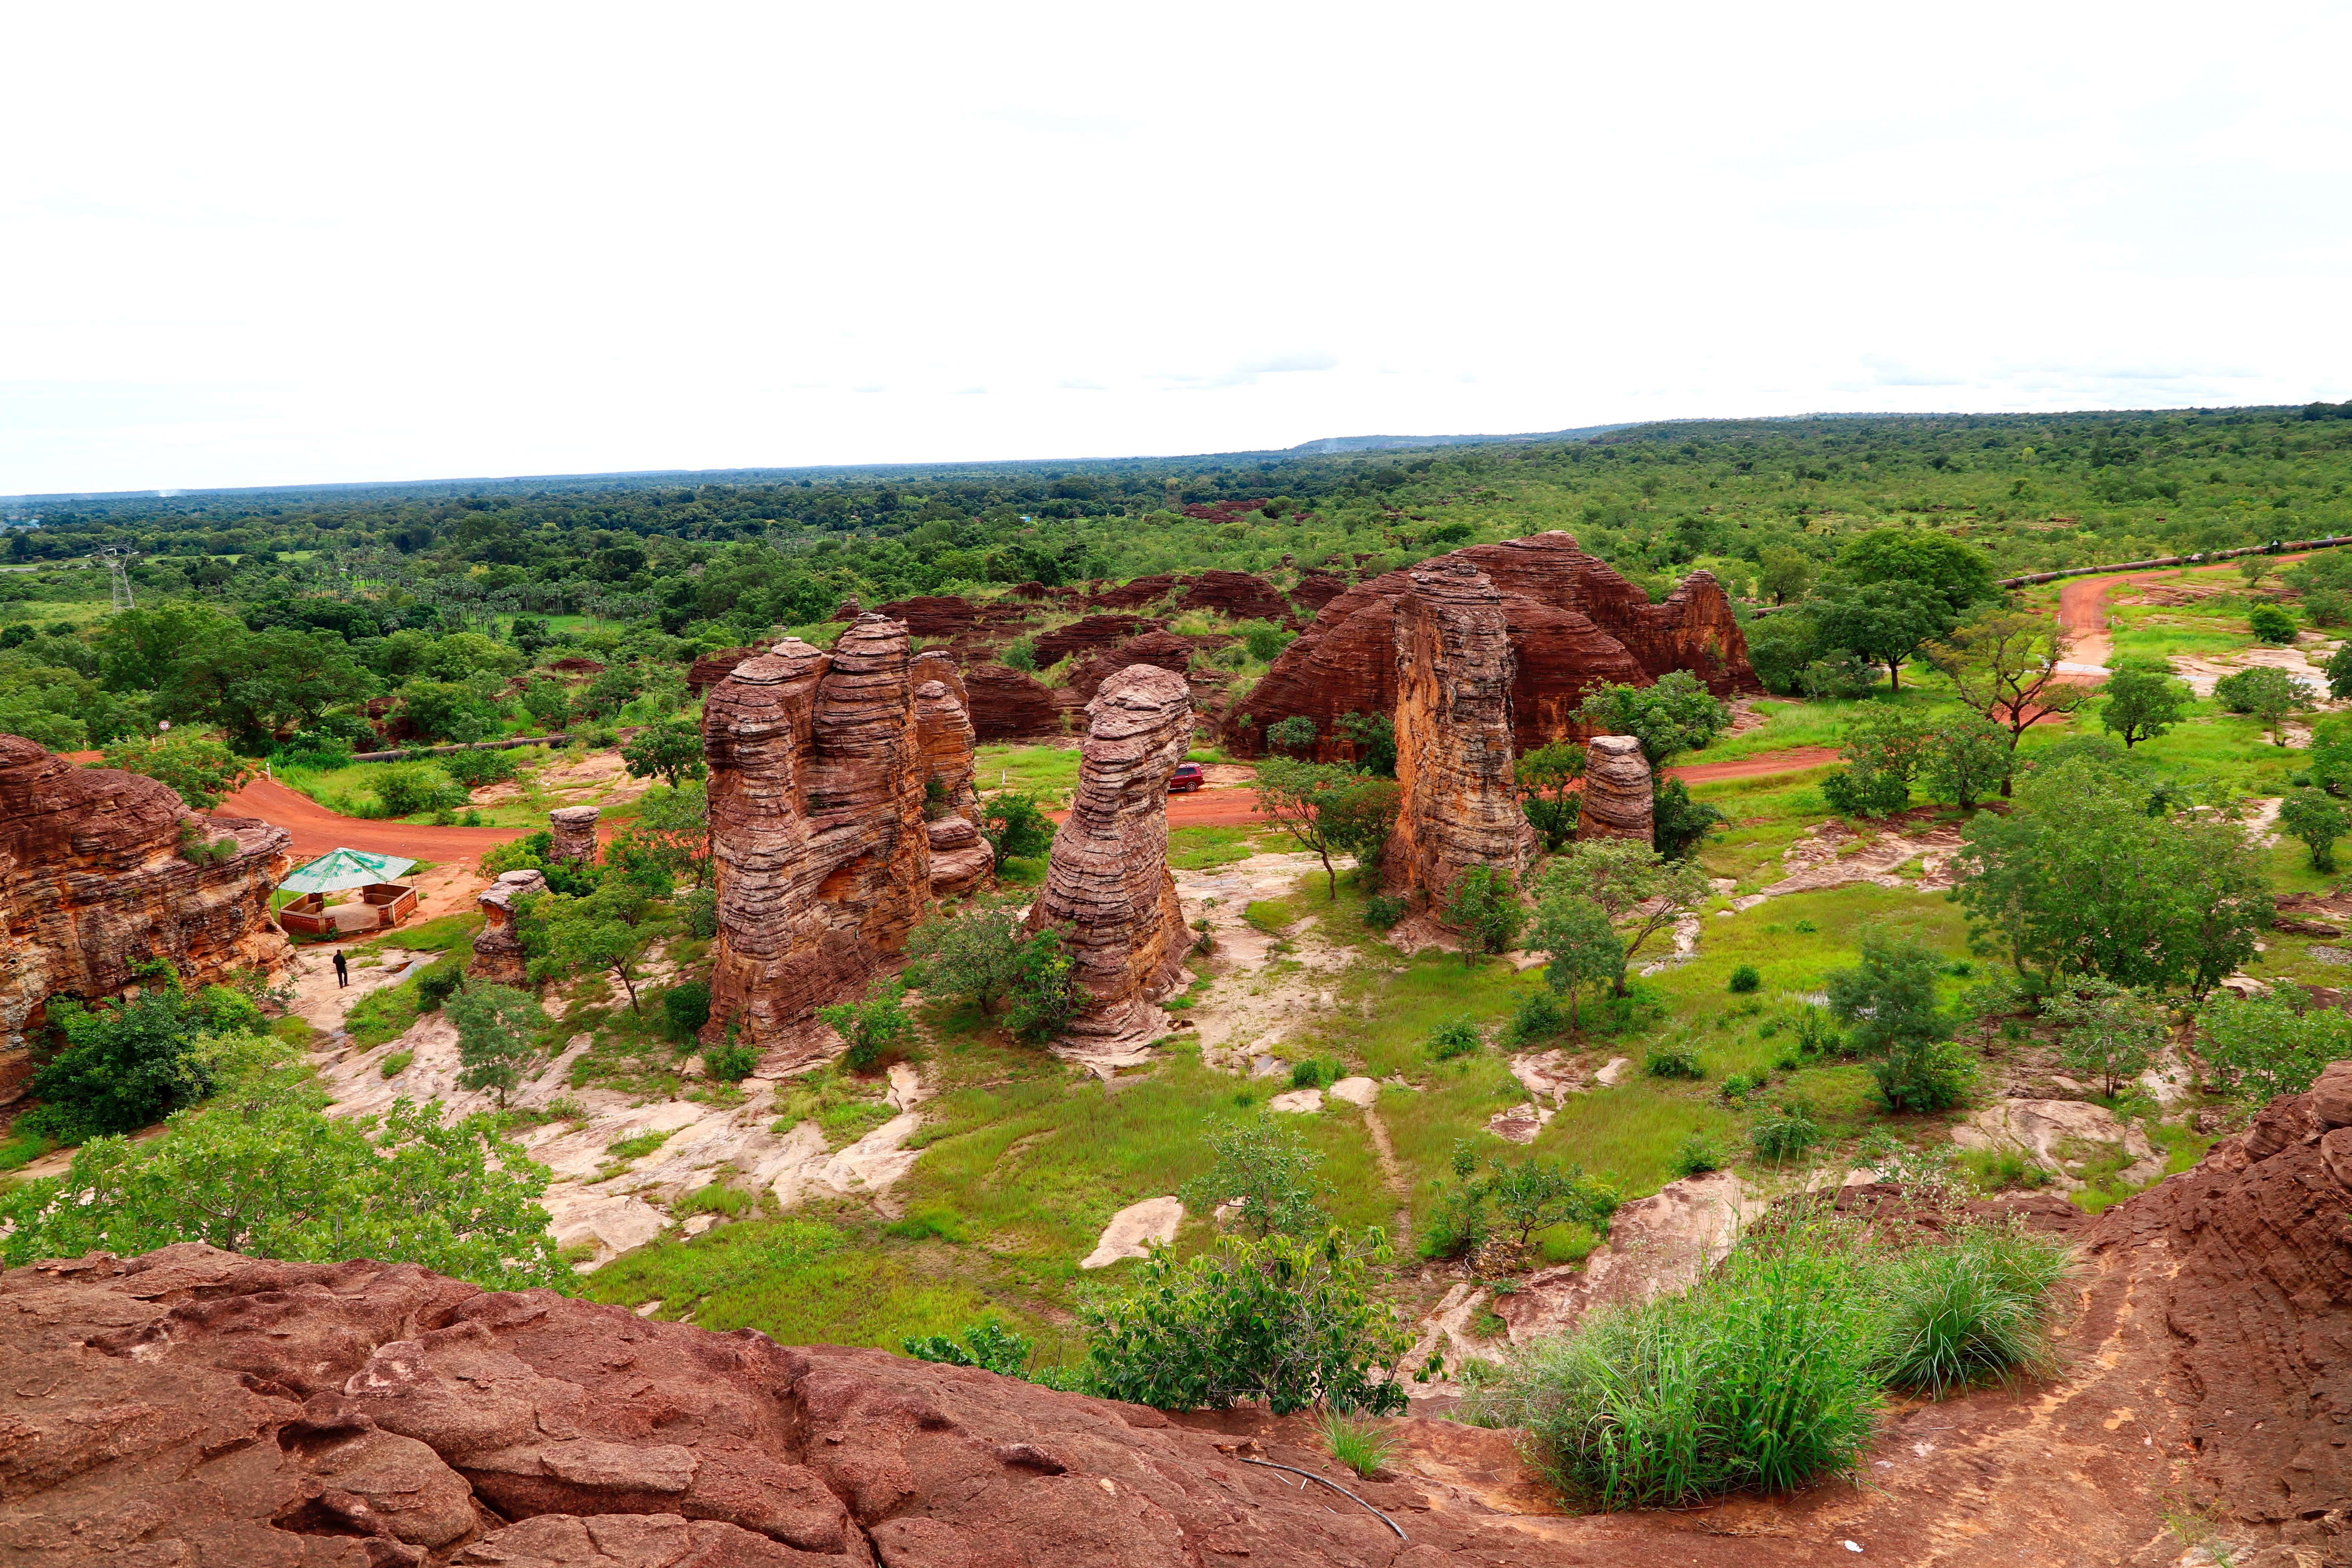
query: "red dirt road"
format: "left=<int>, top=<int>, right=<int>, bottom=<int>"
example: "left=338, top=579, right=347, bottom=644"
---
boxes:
left=2058, top=553, right=2315, bottom=668
left=216, top=776, right=529, bottom=865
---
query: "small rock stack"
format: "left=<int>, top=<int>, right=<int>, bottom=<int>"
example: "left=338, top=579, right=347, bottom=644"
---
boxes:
left=1027, top=665, right=1193, bottom=1054
left=912, top=652, right=994, bottom=898
left=1576, top=735, right=1655, bottom=843
left=469, top=868, right=549, bottom=985
left=547, top=805, right=600, bottom=865
left=1383, top=561, right=1539, bottom=905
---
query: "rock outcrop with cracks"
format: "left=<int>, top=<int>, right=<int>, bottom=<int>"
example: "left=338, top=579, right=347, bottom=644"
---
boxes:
left=1383, top=562, right=1538, bottom=904
left=1026, top=664, right=1192, bottom=1063
left=469, top=868, right=549, bottom=986
left=1575, top=734, right=1654, bottom=842
left=0, top=734, right=290, bottom=1105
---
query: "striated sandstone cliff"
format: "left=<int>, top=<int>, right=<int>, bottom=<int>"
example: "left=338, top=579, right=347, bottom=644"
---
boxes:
left=1236, top=531, right=1756, bottom=762
left=1383, top=563, right=1538, bottom=904
left=1576, top=735, right=1655, bottom=843
left=961, top=662, right=1060, bottom=741
left=700, top=617, right=935, bottom=1063
left=0, top=735, right=291, bottom=1103
left=1026, top=665, right=1191, bottom=1060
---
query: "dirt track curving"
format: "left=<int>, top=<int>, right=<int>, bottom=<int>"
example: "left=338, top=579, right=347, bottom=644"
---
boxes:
left=2058, top=552, right=2315, bottom=669
left=214, top=776, right=531, bottom=865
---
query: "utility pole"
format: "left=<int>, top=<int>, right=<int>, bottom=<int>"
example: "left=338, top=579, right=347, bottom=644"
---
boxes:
left=97, top=547, right=135, bottom=611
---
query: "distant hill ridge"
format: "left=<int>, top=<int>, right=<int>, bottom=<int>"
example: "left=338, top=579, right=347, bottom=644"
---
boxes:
left=1288, top=423, right=1638, bottom=455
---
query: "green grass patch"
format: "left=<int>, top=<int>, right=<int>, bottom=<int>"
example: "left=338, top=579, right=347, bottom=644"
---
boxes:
left=1167, top=825, right=1271, bottom=871
left=0, top=1130, right=58, bottom=1173
left=975, top=743, right=1081, bottom=802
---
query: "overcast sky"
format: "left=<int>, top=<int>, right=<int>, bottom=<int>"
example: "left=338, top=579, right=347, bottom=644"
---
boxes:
left=4, top=1, right=2349, bottom=495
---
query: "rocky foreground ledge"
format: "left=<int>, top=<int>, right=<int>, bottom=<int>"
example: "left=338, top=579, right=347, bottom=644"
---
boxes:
left=8, top=1069, right=2352, bottom=1566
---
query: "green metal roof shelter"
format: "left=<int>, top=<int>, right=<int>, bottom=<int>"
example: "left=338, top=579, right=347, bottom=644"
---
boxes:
left=278, top=848, right=418, bottom=894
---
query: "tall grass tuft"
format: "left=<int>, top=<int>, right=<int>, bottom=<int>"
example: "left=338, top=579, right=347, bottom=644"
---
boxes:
left=1873, top=1220, right=2075, bottom=1396
left=1318, top=1406, right=1398, bottom=1479
left=1466, top=1218, right=1883, bottom=1508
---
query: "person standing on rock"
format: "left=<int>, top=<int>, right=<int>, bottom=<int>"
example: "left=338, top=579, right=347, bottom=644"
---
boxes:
left=333, top=949, right=349, bottom=989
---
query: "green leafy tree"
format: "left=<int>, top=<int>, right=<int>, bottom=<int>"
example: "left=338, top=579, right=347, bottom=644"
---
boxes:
left=1810, top=578, right=1955, bottom=692
left=2309, top=715, right=2352, bottom=796
left=982, top=792, right=1055, bottom=860
left=0, top=1073, right=568, bottom=1291
left=161, top=628, right=375, bottom=750
left=1334, top=710, right=1396, bottom=776
left=2098, top=659, right=2193, bottom=749
left=1652, top=778, right=1727, bottom=859
left=1318, top=777, right=1401, bottom=883
left=1922, top=609, right=2087, bottom=789
left=1514, top=740, right=1586, bottom=852
left=1920, top=709, right=2013, bottom=809
left=2197, top=989, right=2352, bottom=1101
left=1574, top=670, right=1729, bottom=768
left=1536, top=839, right=1709, bottom=990
left=1253, top=756, right=1365, bottom=899
left=522, top=676, right=574, bottom=731
left=1952, top=755, right=2271, bottom=999
left=1530, top=893, right=1623, bottom=1028
left=2248, top=603, right=2298, bottom=644
left=622, top=714, right=707, bottom=788
left=2212, top=665, right=2306, bottom=746
left=619, top=780, right=711, bottom=886
left=1742, top=611, right=1818, bottom=695
left=101, top=730, right=249, bottom=811
left=2044, top=978, right=2166, bottom=1098
left=1485, top=1155, right=1619, bottom=1253
left=1758, top=546, right=1816, bottom=605
left=96, top=603, right=245, bottom=694
left=2327, top=642, right=2352, bottom=703
left=1825, top=928, right=1973, bottom=1112
left=1002, top=927, right=1081, bottom=1043
left=1442, top=865, right=1525, bottom=960
left=525, top=880, right=655, bottom=1014
left=1178, top=1113, right=1332, bottom=1239
left=1265, top=715, right=1318, bottom=756
left=1822, top=706, right=1934, bottom=816
left=1079, top=1228, right=1413, bottom=1415
left=21, top=972, right=260, bottom=1142
left=445, top=982, right=546, bottom=1108
left=818, top=977, right=915, bottom=1071
left=1832, top=527, right=1999, bottom=613
left=906, top=899, right=1034, bottom=1015
left=2278, top=790, right=2352, bottom=872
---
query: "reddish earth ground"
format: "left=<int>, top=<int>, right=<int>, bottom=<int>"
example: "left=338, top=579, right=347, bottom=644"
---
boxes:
left=2058, top=552, right=2315, bottom=668
left=216, top=776, right=531, bottom=865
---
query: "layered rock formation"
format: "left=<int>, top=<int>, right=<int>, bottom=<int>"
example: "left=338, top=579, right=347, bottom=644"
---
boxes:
left=701, top=617, right=934, bottom=1059
left=1576, top=734, right=1655, bottom=842
left=0, top=735, right=291, bottom=1103
left=960, top=662, right=1060, bottom=741
left=1033, top=613, right=1161, bottom=668
left=685, top=646, right=761, bottom=694
left=1063, top=628, right=1195, bottom=705
left=1027, top=665, right=1191, bottom=1055
left=1087, top=573, right=1183, bottom=610
left=1383, top=563, right=1538, bottom=903
left=1235, top=531, right=1756, bottom=762
left=469, top=868, right=550, bottom=986
left=547, top=806, right=600, bottom=866
left=1289, top=568, right=1351, bottom=613
left=911, top=653, right=993, bottom=898
left=1176, top=569, right=1289, bottom=622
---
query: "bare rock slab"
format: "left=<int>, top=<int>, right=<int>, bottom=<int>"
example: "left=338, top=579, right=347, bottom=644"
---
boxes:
left=1080, top=1196, right=1184, bottom=1269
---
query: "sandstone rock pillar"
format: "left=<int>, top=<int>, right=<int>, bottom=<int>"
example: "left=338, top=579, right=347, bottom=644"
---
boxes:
left=0, top=735, right=291, bottom=1103
left=1576, top=735, right=1655, bottom=844
left=548, top=806, right=599, bottom=865
left=913, top=652, right=993, bottom=897
left=1027, top=665, right=1192, bottom=1056
left=1382, top=562, right=1537, bottom=905
left=470, top=868, right=550, bottom=985
left=701, top=617, right=930, bottom=1062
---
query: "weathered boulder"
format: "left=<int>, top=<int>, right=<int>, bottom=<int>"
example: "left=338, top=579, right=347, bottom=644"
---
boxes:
left=548, top=806, right=600, bottom=866
left=1235, top=531, right=1757, bottom=761
left=0, top=735, right=291, bottom=1104
left=1033, top=614, right=1162, bottom=668
left=701, top=618, right=931, bottom=1060
left=1027, top=666, right=1192, bottom=1055
left=1576, top=734, right=1654, bottom=842
left=470, top=868, right=550, bottom=986
left=1383, top=562, right=1538, bottom=904
left=1087, top=573, right=1184, bottom=610
left=961, top=663, right=1060, bottom=741
left=1289, top=569, right=1351, bottom=614
left=1177, top=570, right=1289, bottom=622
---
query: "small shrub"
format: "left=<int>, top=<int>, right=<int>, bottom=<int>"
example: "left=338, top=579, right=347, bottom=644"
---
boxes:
left=2248, top=603, right=2298, bottom=643
left=999, top=637, right=1039, bottom=673
left=372, top=761, right=469, bottom=817
left=818, top=978, right=916, bottom=1071
left=1670, top=1135, right=1722, bottom=1178
left=1727, top=965, right=1761, bottom=994
left=414, top=962, right=464, bottom=1011
left=703, top=1038, right=761, bottom=1083
left=1318, top=1408, right=1397, bottom=1480
left=1645, top=1041, right=1703, bottom=1079
left=1427, top=1018, right=1483, bottom=1061
left=1719, top=1072, right=1758, bottom=1102
left=680, top=886, right=718, bottom=939
left=1508, top=987, right=1568, bottom=1044
left=1874, top=1221, right=2075, bottom=1395
left=1958, top=1146, right=2050, bottom=1193
left=903, top=1317, right=1032, bottom=1377
left=442, top=747, right=518, bottom=789
left=661, top=982, right=712, bottom=1046
left=673, top=1181, right=756, bottom=1220
left=605, top=1129, right=673, bottom=1162
left=1443, top=865, right=1525, bottom=960
left=379, top=1049, right=414, bottom=1078
left=1361, top=894, right=1407, bottom=931
left=1749, top=1102, right=1822, bottom=1162
left=982, top=792, right=1056, bottom=861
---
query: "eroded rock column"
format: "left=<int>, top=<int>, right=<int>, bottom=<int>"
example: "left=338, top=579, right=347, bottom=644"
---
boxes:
left=1576, top=735, right=1654, bottom=844
left=548, top=806, right=600, bottom=865
left=914, top=654, right=994, bottom=898
left=1027, top=665, right=1192, bottom=1057
left=701, top=617, right=930, bottom=1063
left=1383, top=561, right=1538, bottom=905
left=470, top=868, right=549, bottom=985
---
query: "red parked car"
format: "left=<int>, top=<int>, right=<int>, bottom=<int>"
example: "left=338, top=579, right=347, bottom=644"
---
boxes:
left=1168, top=763, right=1206, bottom=793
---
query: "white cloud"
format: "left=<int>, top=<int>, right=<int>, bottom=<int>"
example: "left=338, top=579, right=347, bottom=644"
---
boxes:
left=2, top=0, right=2349, bottom=492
